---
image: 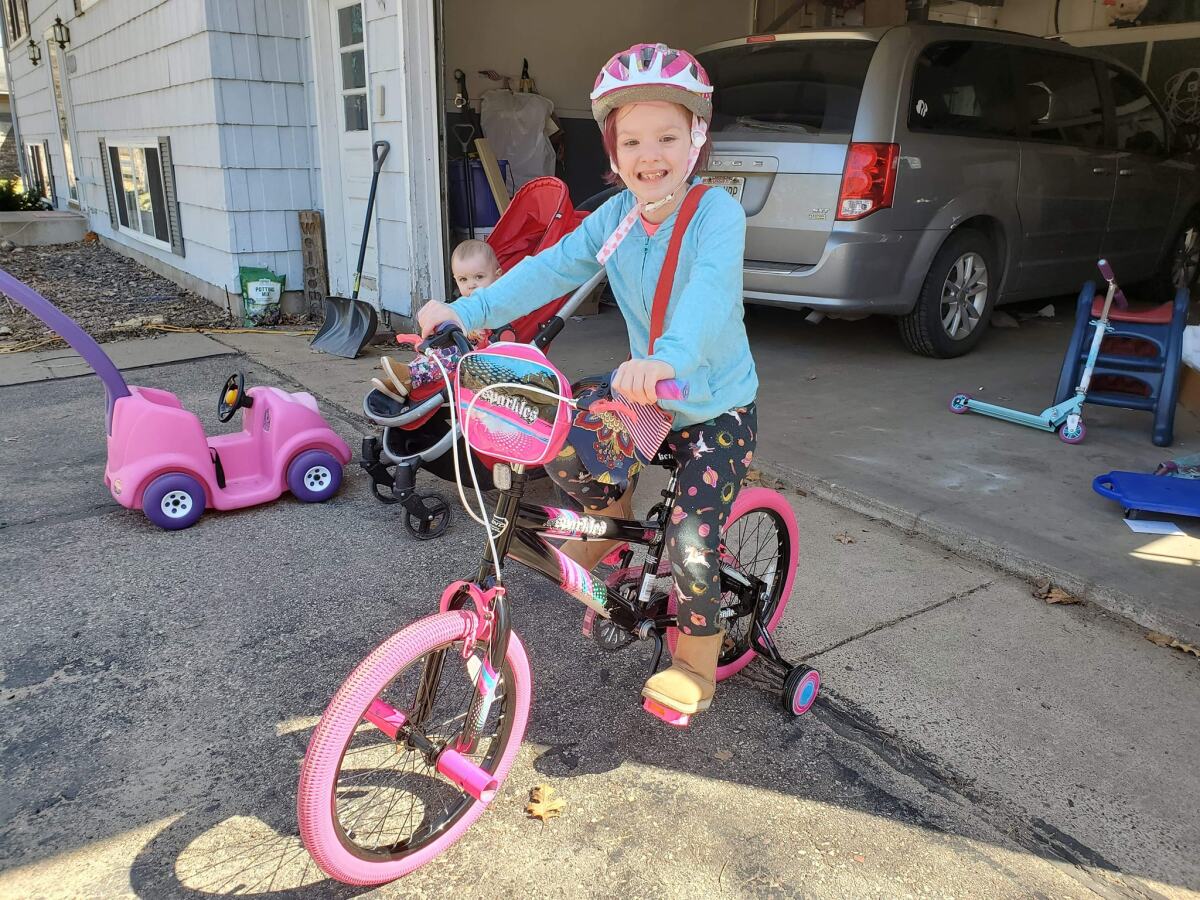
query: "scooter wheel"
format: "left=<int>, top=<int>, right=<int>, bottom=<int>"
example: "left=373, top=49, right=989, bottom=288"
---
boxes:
left=782, top=665, right=821, bottom=717
left=1058, top=420, right=1087, bottom=444
left=949, top=393, right=971, bottom=414
left=404, top=492, right=452, bottom=540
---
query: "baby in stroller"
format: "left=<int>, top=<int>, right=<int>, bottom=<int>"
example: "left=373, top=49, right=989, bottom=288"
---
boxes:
left=370, top=240, right=502, bottom=403
left=360, top=175, right=594, bottom=538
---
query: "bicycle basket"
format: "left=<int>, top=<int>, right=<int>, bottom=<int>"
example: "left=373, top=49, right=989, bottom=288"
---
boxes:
left=455, top=342, right=572, bottom=466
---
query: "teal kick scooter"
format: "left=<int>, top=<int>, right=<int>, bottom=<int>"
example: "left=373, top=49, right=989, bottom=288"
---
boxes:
left=949, top=259, right=1126, bottom=444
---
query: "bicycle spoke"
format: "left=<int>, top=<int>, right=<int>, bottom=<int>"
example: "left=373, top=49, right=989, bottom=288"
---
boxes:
left=329, top=636, right=514, bottom=857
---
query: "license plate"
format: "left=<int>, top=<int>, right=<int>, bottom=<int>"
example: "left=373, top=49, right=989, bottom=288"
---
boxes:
left=700, top=174, right=744, bottom=200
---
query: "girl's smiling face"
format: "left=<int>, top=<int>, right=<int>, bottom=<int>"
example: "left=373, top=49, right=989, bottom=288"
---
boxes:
left=613, top=101, right=693, bottom=206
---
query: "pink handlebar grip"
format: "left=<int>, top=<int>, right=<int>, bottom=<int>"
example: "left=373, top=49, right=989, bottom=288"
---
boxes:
left=1113, top=287, right=1129, bottom=310
left=436, top=747, right=499, bottom=803
left=1097, top=259, right=1115, bottom=282
left=655, top=379, right=689, bottom=401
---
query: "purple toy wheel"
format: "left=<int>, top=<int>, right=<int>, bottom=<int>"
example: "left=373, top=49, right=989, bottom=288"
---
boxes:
left=142, top=472, right=207, bottom=530
left=782, top=665, right=821, bottom=717
left=949, top=393, right=971, bottom=414
left=287, top=449, right=343, bottom=502
left=1058, top=420, right=1087, bottom=444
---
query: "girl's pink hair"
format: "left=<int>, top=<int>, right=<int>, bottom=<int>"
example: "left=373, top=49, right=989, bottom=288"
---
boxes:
left=600, top=103, right=711, bottom=187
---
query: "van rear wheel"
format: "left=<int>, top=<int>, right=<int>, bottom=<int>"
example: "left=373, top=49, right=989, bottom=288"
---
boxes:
left=899, top=229, right=996, bottom=358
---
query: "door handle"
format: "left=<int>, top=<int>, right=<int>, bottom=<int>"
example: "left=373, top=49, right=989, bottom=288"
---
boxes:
left=1118, top=168, right=1134, bottom=177
left=1092, top=167, right=1109, bottom=175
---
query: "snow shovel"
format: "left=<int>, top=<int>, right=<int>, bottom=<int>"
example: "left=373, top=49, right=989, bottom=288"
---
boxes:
left=311, top=140, right=389, bottom=358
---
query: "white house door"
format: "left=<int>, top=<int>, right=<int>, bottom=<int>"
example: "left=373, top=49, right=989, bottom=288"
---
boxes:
left=330, top=0, right=378, bottom=305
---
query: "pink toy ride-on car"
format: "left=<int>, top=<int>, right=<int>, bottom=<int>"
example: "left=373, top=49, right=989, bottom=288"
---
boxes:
left=111, top=371, right=351, bottom=530
left=0, top=268, right=351, bottom=530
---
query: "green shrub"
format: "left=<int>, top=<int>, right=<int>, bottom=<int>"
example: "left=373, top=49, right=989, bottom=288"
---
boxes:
left=0, top=179, right=52, bottom=212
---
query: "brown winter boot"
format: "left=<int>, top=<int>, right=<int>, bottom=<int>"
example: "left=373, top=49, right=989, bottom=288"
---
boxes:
left=641, top=630, right=724, bottom=716
left=379, top=356, right=411, bottom=397
left=557, top=493, right=632, bottom=573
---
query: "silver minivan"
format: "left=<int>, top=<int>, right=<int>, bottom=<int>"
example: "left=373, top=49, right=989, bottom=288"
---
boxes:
left=696, top=24, right=1200, bottom=357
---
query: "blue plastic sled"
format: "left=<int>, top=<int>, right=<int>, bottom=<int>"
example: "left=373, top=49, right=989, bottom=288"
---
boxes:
left=1093, top=471, right=1200, bottom=520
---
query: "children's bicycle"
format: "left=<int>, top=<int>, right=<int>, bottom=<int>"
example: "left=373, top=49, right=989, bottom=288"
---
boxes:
left=297, top=316, right=818, bottom=886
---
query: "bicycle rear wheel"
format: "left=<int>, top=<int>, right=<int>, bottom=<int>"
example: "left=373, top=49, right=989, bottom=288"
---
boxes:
left=298, top=611, right=531, bottom=885
left=669, top=487, right=799, bottom=680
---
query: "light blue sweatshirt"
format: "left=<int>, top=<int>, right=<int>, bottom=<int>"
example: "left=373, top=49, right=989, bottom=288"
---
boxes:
left=452, top=184, right=758, bottom=427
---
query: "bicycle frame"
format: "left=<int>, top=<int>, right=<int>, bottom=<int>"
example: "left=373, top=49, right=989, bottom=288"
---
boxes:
left=417, top=455, right=771, bottom=756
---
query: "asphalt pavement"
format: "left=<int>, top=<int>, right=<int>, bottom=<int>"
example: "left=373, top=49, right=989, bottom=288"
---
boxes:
left=1, top=353, right=1197, bottom=899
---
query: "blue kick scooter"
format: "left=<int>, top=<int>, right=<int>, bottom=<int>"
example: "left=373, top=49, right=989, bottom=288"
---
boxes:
left=949, top=259, right=1126, bottom=444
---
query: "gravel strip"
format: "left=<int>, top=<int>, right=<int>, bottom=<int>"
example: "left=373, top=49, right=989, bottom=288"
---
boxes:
left=0, top=241, right=246, bottom=349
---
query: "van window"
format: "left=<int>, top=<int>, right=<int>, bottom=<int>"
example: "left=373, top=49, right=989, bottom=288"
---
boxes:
left=698, top=40, right=876, bottom=138
left=1107, top=66, right=1168, bottom=156
left=1019, top=51, right=1105, bottom=147
left=910, top=42, right=1019, bottom=138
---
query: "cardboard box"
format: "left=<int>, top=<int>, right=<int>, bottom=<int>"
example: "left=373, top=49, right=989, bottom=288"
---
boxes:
left=1179, top=364, right=1200, bottom=415
left=864, top=0, right=907, bottom=26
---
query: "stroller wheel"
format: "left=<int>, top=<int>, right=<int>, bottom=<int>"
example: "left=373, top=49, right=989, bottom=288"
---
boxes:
left=405, top=492, right=453, bottom=540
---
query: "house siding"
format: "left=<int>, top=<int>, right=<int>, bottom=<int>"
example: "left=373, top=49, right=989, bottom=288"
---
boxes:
left=208, top=0, right=312, bottom=293
left=2, top=0, right=418, bottom=312
left=10, top=0, right=229, bottom=292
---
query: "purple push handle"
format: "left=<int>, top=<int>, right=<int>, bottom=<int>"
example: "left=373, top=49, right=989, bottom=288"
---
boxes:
left=655, top=379, right=689, bottom=401
left=1096, top=259, right=1129, bottom=310
left=0, top=268, right=130, bottom=434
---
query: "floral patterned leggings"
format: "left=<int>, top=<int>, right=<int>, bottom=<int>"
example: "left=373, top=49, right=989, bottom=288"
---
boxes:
left=548, top=395, right=758, bottom=638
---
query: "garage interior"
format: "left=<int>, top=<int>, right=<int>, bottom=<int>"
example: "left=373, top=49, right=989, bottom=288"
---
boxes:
left=436, top=0, right=1200, bottom=235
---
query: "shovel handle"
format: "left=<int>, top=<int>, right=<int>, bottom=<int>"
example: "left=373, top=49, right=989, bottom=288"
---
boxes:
left=373, top=140, right=390, bottom=172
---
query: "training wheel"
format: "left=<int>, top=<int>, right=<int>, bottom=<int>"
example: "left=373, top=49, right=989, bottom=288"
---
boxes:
left=1057, top=420, right=1087, bottom=444
left=782, top=665, right=820, bottom=717
left=404, top=493, right=452, bottom=540
left=949, top=393, right=971, bottom=414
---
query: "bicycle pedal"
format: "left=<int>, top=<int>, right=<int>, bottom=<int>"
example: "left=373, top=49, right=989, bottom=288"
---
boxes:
left=642, top=697, right=690, bottom=728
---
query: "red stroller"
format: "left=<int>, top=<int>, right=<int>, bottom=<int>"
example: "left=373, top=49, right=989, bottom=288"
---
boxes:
left=361, top=176, right=604, bottom=538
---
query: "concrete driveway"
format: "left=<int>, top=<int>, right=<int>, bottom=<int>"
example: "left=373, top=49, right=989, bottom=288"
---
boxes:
left=2, top=349, right=1198, bottom=898
left=541, top=301, right=1200, bottom=646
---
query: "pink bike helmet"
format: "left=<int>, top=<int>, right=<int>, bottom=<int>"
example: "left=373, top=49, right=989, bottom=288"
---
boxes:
left=590, top=42, right=713, bottom=127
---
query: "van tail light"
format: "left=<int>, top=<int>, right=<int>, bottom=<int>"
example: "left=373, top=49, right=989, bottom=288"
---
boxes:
left=836, top=142, right=900, bottom=221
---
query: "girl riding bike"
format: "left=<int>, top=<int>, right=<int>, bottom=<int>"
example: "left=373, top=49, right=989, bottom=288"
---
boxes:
left=419, top=42, right=757, bottom=721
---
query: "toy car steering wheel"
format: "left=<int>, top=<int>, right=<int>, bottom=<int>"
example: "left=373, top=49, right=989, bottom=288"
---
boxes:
left=218, top=372, right=253, bottom=422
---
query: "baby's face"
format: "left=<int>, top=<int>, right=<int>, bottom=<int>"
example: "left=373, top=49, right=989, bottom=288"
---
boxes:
left=454, top=259, right=501, bottom=297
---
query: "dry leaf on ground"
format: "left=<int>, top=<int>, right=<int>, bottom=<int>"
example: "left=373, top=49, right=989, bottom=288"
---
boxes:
left=1030, top=578, right=1079, bottom=605
left=1146, top=632, right=1200, bottom=658
left=834, top=532, right=856, bottom=545
left=525, top=784, right=565, bottom=823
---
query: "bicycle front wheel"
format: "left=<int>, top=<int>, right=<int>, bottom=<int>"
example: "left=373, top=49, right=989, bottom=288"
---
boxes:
left=298, top=611, right=532, bottom=886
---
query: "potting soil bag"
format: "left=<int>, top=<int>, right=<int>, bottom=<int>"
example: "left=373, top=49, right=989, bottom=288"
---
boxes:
left=239, top=266, right=284, bottom=327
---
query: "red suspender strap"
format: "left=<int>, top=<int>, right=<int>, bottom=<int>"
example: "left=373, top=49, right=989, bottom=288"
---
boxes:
left=647, top=184, right=710, bottom=355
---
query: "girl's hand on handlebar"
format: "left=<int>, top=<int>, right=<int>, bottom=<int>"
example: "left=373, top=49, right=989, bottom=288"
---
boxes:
left=613, top=358, right=675, bottom=405
left=417, top=300, right=465, bottom=338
